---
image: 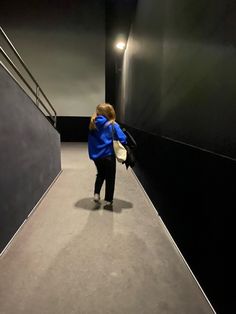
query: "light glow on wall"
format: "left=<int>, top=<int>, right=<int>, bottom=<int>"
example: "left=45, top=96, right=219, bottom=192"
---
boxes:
left=116, top=42, right=126, bottom=50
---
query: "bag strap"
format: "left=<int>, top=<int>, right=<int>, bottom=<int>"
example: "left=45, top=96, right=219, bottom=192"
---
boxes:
left=104, top=121, right=115, bottom=140
left=122, top=128, right=137, bottom=148
left=111, top=123, right=115, bottom=140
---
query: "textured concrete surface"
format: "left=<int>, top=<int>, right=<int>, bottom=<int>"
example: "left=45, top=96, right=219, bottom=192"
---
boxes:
left=0, top=64, right=61, bottom=252
left=0, top=143, right=215, bottom=314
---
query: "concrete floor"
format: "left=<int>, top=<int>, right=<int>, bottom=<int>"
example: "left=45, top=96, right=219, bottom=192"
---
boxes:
left=0, top=143, right=215, bottom=314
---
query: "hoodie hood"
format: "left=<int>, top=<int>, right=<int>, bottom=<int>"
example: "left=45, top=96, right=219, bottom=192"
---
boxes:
left=95, top=115, right=108, bottom=130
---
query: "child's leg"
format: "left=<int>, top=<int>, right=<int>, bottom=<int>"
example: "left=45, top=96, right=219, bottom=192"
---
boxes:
left=104, top=155, right=116, bottom=203
left=94, top=159, right=105, bottom=195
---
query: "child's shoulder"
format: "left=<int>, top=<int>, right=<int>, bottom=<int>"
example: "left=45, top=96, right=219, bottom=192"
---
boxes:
left=114, top=121, right=120, bottom=127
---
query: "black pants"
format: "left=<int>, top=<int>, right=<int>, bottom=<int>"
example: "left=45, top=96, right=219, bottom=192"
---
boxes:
left=94, top=155, right=116, bottom=202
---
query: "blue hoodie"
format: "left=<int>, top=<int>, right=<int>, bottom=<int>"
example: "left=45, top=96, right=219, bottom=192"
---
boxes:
left=88, top=115, right=127, bottom=160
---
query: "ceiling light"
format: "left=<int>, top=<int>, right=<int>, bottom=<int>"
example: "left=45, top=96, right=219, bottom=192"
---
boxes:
left=116, top=42, right=126, bottom=50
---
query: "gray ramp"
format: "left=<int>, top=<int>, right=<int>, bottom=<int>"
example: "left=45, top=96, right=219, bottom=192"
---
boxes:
left=0, top=143, right=215, bottom=314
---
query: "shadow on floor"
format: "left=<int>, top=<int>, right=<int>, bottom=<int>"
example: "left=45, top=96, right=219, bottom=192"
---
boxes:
left=74, top=198, right=133, bottom=213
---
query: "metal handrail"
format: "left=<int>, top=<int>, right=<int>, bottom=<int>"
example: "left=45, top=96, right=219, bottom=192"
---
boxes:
left=0, top=26, right=57, bottom=127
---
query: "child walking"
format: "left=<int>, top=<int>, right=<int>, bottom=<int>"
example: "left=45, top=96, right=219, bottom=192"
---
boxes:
left=88, top=103, right=127, bottom=209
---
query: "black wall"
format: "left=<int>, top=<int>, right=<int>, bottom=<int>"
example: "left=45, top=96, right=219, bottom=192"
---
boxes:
left=56, top=117, right=90, bottom=142
left=105, top=0, right=137, bottom=107
left=118, top=0, right=236, bottom=158
left=107, top=0, right=236, bottom=313
left=121, top=126, right=234, bottom=314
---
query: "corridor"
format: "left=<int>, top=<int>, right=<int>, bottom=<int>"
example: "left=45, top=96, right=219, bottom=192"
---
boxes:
left=0, top=143, right=214, bottom=314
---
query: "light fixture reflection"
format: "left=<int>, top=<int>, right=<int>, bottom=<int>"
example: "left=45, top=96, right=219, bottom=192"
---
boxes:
left=116, top=42, right=126, bottom=50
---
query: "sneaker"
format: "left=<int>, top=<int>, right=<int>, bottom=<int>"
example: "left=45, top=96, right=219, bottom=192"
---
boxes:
left=94, top=193, right=100, bottom=203
left=104, top=201, right=113, bottom=210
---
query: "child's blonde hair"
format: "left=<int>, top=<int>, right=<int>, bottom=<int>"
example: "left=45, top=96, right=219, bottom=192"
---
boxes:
left=89, top=103, right=116, bottom=130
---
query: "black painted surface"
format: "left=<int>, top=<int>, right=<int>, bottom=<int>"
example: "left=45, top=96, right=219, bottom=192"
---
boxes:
left=56, top=117, right=90, bottom=142
left=118, top=0, right=236, bottom=159
left=105, top=0, right=137, bottom=107
left=0, top=65, right=61, bottom=253
left=123, top=125, right=234, bottom=314
left=107, top=1, right=236, bottom=312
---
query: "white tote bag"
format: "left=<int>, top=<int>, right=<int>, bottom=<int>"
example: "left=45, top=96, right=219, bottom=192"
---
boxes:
left=113, top=140, right=127, bottom=163
left=112, top=124, right=127, bottom=163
